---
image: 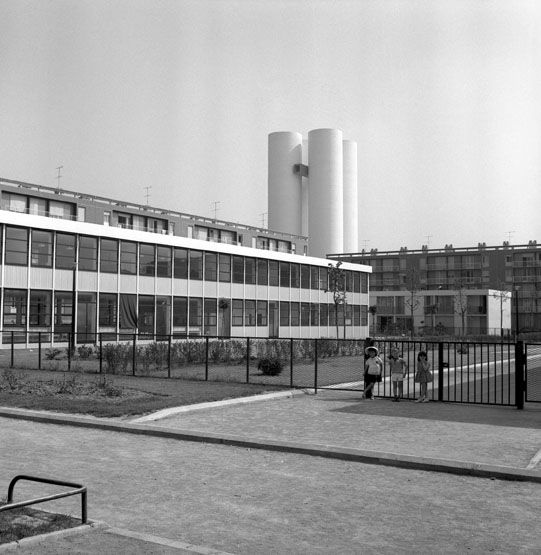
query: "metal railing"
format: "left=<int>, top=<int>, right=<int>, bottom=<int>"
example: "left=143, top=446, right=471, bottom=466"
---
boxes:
left=0, top=475, right=87, bottom=524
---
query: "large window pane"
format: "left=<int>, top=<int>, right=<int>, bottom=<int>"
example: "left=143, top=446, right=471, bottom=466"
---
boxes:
left=77, top=292, right=96, bottom=342
left=219, top=254, right=231, bottom=282
left=99, top=293, right=117, bottom=326
left=55, top=233, right=76, bottom=269
left=353, top=272, right=361, bottom=293
left=291, top=264, right=300, bottom=288
left=189, top=251, right=203, bottom=280
left=5, top=227, right=28, bottom=265
left=290, top=302, right=300, bottom=326
left=79, top=236, right=97, bottom=271
left=174, top=248, right=188, bottom=279
left=157, top=246, right=172, bottom=277
left=279, top=301, right=289, bottom=326
left=138, top=295, right=155, bottom=335
left=120, top=241, right=137, bottom=275
left=173, top=297, right=187, bottom=327
left=29, top=290, right=51, bottom=326
left=301, top=302, right=310, bottom=326
left=319, top=268, right=328, bottom=291
left=54, top=292, right=73, bottom=327
left=100, top=239, right=118, bottom=273
left=257, top=259, right=268, bottom=285
left=245, top=258, right=256, bottom=284
left=232, top=256, right=244, bottom=284
left=361, top=273, right=368, bottom=294
left=245, top=300, right=256, bottom=326
left=3, top=289, right=27, bottom=326
left=310, top=303, right=319, bottom=326
left=232, top=299, right=243, bottom=326
left=319, top=303, right=328, bottom=326
left=204, top=252, right=217, bottom=281
left=31, top=230, right=52, bottom=267
left=300, top=265, right=310, bottom=289
left=310, top=267, right=319, bottom=290
left=257, top=301, right=267, bottom=326
left=269, top=261, right=279, bottom=286
left=139, top=244, right=155, bottom=276
left=353, top=305, right=361, bottom=326
left=204, top=299, right=217, bottom=335
left=279, top=262, right=290, bottom=288
left=189, top=298, right=203, bottom=327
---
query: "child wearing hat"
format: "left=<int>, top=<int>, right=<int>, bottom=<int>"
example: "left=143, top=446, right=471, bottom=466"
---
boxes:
left=363, top=346, right=383, bottom=400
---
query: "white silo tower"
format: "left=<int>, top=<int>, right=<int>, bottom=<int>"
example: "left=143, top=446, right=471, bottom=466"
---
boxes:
left=307, top=128, right=344, bottom=257
left=268, top=131, right=303, bottom=236
left=342, top=139, right=358, bottom=253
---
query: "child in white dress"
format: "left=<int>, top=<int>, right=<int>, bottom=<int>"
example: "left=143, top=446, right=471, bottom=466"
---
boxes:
left=388, top=348, right=407, bottom=402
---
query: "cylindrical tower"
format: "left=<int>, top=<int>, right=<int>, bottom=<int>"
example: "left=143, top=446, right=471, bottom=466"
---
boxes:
left=343, top=139, right=358, bottom=253
left=268, top=131, right=303, bottom=236
left=307, top=128, right=344, bottom=257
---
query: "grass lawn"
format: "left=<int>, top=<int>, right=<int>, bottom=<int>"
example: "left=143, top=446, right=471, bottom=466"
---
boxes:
left=0, top=367, right=287, bottom=418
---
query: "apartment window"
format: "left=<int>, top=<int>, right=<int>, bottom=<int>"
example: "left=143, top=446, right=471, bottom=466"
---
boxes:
left=54, top=292, right=73, bottom=326
left=353, top=305, right=361, bottom=326
left=310, top=303, right=319, bottom=326
left=245, top=300, right=256, bottom=326
left=55, top=233, right=76, bottom=269
left=257, top=259, right=268, bottom=285
left=156, top=246, right=172, bottom=277
left=100, top=239, right=118, bottom=273
left=31, top=230, right=53, bottom=267
left=139, top=244, right=155, bottom=276
left=245, top=258, right=256, bottom=285
left=353, top=273, right=361, bottom=293
left=361, top=274, right=368, bottom=294
left=256, top=301, right=267, bottom=326
left=279, top=302, right=290, bottom=326
left=189, top=250, right=203, bottom=280
left=3, top=193, right=26, bottom=212
left=291, top=264, right=300, bottom=288
left=78, top=236, right=97, bottom=271
left=301, top=265, right=310, bottom=289
left=29, top=290, right=51, bottom=326
left=173, top=297, right=188, bottom=327
left=310, top=267, right=319, bottom=290
left=99, top=293, right=117, bottom=326
left=103, top=211, right=111, bottom=225
left=120, top=241, right=137, bottom=275
left=320, top=303, right=328, bottom=327
left=5, top=227, right=28, bottom=265
left=204, top=299, right=217, bottom=335
left=319, top=268, right=328, bottom=291
left=280, top=262, right=290, bottom=288
left=77, top=207, right=86, bottom=222
left=290, top=302, right=300, bottom=326
left=3, top=289, right=27, bottom=326
left=301, top=303, right=310, bottom=326
left=204, top=252, right=217, bottom=281
left=232, top=299, right=243, bottom=326
left=29, top=198, right=47, bottom=215
left=232, top=256, right=244, bottom=284
left=269, top=261, right=279, bottom=286
left=361, top=305, right=368, bottom=326
left=49, top=200, right=73, bottom=220
left=174, top=248, right=188, bottom=279
left=189, top=298, right=203, bottom=327
left=219, top=254, right=231, bottom=282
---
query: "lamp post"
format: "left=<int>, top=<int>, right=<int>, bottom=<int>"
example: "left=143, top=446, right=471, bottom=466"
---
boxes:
left=71, top=263, right=77, bottom=354
left=514, top=285, right=520, bottom=341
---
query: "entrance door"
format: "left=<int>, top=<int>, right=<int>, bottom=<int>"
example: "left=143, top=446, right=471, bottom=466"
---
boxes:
left=269, top=301, right=279, bottom=338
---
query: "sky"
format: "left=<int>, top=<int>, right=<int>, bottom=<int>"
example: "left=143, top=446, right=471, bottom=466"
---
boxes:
left=0, top=0, right=540, bottom=252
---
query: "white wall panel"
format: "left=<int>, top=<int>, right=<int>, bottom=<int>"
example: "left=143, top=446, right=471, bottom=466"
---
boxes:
left=29, top=269, right=52, bottom=289
left=343, top=139, right=358, bottom=253
left=3, top=266, right=28, bottom=288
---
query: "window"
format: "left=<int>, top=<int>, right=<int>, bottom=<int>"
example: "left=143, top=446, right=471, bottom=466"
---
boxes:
left=79, top=236, right=97, bottom=271
left=173, top=297, right=187, bottom=327
left=346, top=304, right=353, bottom=326
left=291, top=264, right=300, bottom=288
left=301, top=265, right=310, bottom=289
left=29, top=290, right=51, bottom=326
left=139, top=244, right=155, bottom=276
left=156, top=246, right=172, bottom=277
left=329, top=303, right=336, bottom=326
left=104, top=211, right=111, bottom=225
left=319, top=268, right=328, bottom=291
left=204, top=252, right=217, bottom=281
left=310, top=267, right=319, bottom=290
left=204, top=299, right=217, bottom=335
left=245, top=300, right=256, bottom=326
left=361, top=305, right=368, bottom=326
left=100, top=239, right=118, bottom=273
left=189, top=251, right=203, bottom=280
left=280, top=262, right=290, bottom=288
left=361, top=273, right=368, bottom=294
left=256, top=301, right=267, bottom=326
left=99, top=293, right=117, bottom=326
left=257, top=259, right=268, bottom=285
left=310, top=303, right=319, bottom=326
left=245, top=258, right=256, bottom=284
left=269, top=261, right=279, bottom=286
left=232, top=256, right=244, bottom=283
left=353, top=305, right=361, bottom=326
left=138, top=295, right=155, bottom=335
left=3, top=193, right=27, bottom=212
left=345, top=271, right=353, bottom=292
left=54, top=292, right=73, bottom=327
left=5, top=227, right=28, bottom=265
left=232, top=299, right=243, bottom=326
left=55, top=233, right=76, bottom=269
left=3, top=289, right=27, bottom=326
left=301, top=303, right=310, bottom=326
left=77, top=207, right=86, bottom=222
left=219, top=254, right=231, bottom=282
left=120, top=241, right=137, bottom=275
left=174, top=248, right=188, bottom=279
left=353, top=273, right=361, bottom=293
left=189, top=298, right=203, bottom=327
left=31, top=230, right=52, bottom=267
left=49, top=200, right=73, bottom=220
left=279, top=302, right=290, bottom=326
left=319, top=303, right=328, bottom=326
left=290, top=302, right=300, bottom=326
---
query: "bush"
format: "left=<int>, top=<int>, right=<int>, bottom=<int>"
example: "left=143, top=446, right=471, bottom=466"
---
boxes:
left=77, top=345, right=95, bottom=359
left=44, top=348, right=63, bottom=360
left=257, top=357, right=284, bottom=376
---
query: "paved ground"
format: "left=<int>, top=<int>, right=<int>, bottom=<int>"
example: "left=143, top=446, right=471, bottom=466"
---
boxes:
left=1, top=392, right=541, bottom=553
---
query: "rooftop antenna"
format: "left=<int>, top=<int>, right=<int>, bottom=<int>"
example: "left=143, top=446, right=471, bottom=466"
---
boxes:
left=144, top=186, right=151, bottom=206
left=55, top=166, right=63, bottom=190
left=505, top=231, right=515, bottom=243
left=425, top=234, right=432, bottom=249
left=212, top=201, right=221, bottom=220
left=361, top=239, right=370, bottom=250
left=259, top=212, right=267, bottom=228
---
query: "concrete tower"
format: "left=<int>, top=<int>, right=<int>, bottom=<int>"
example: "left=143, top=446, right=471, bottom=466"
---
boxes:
left=342, top=139, right=358, bottom=253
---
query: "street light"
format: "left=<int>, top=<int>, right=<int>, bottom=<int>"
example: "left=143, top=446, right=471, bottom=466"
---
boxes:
left=514, top=285, right=521, bottom=341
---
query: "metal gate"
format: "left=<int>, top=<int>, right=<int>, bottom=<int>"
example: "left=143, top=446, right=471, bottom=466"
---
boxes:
left=525, top=343, right=541, bottom=403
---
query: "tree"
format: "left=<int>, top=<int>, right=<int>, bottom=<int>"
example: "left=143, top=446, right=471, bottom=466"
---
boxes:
left=453, top=279, right=468, bottom=336
left=326, top=261, right=347, bottom=339
left=402, top=268, right=422, bottom=338
left=491, top=283, right=511, bottom=337
left=368, top=305, right=377, bottom=335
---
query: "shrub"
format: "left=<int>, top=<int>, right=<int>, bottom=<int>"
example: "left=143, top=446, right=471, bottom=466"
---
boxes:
left=0, top=368, right=23, bottom=391
left=77, top=345, right=95, bottom=359
left=103, top=343, right=131, bottom=374
left=44, top=348, right=63, bottom=360
left=257, top=357, right=283, bottom=376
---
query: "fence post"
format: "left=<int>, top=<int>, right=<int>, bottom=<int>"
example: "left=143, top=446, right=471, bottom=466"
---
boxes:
left=132, top=334, right=136, bottom=376
left=168, top=335, right=172, bottom=379
left=314, top=339, right=318, bottom=394
left=67, top=334, right=71, bottom=371
left=38, top=332, right=42, bottom=370
left=438, top=342, right=444, bottom=402
left=246, top=337, right=250, bottom=384
left=99, top=333, right=103, bottom=374
left=205, top=336, right=209, bottom=381
left=10, top=331, right=14, bottom=368
left=515, top=340, right=525, bottom=410
left=290, top=338, right=294, bottom=389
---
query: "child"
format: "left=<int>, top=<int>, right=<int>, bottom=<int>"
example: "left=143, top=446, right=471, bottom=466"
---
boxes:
left=414, top=351, right=433, bottom=402
left=388, top=348, right=407, bottom=402
left=363, top=346, right=383, bottom=400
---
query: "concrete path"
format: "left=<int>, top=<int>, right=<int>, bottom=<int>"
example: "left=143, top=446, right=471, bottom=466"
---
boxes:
left=1, top=392, right=541, bottom=553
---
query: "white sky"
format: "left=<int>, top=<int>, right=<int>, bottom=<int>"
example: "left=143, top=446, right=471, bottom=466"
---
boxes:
left=1, top=0, right=539, bottom=252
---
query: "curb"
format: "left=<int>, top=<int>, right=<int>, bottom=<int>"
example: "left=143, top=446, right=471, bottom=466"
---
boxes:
left=1, top=406, right=540, bottom=483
